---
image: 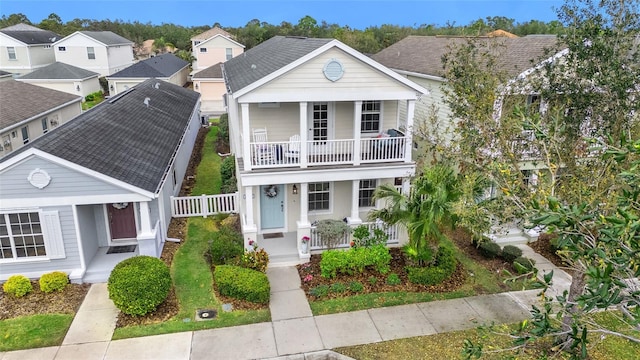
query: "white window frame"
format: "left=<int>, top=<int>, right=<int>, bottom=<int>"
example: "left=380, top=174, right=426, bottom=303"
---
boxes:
left=0, top=212, right=46, bottom=261
left=21, top=126, right=29, bottom=144
left=361, top=100, right=382, bottom=134
left=58, top=46, right=66, bottom=51
left=225, top=48, right=233, bottom=60
left=308, top=182, right=332, bottom=214
left=358, top=179, right=377, bottom=208
left=7, top=47, right=16, bottom=60
left=87, top=46, right=95, bottom=60
left=199, top=47, right=207, bottom=53
left=41, top=117, right=48, bottom=134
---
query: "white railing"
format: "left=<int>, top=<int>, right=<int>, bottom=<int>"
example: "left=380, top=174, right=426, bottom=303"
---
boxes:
left=309, top=221, right=400, bottom=250
left=249, top=136, right=408, bottom=168
left=171, top=193, right=238, bottom=218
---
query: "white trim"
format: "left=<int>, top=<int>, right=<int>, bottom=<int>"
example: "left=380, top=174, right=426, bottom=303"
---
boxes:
left=307, top=181, right=333, bottom=216
left=194, top=34, right=245, bottom=49
left=232, top=40, right=429, bottom=98
left=239, top=90, right=419, bottom=103
left=0, top=193, right=151, bottom=209
left=52, top=31, right=134, bottom=48
left=0, top=149, right=156, bottom=198
left=72, top=204, right=87, bottom=280
left=392, top=68, right=446, bottom=82
left=16, top=74, right=100, bottom=82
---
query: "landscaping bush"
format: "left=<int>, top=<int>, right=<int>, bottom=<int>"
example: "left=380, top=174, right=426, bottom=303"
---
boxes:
left=348, top=281, right=364, bottom=293
left=320, top=244, right=391, bottom=278
left=479, top=241, right=502, bottom=259
left=310, top=284, right=330, bottom=298
left=210, top=225, right=244, bottom=265
left=2, top=274, right=33, bottom=297
left=316, top=219, right=351, bottom=249
left=220, top=156, right=235, bottom=182
left=368, top=276, right=378, bottom=285
left=107, top=256, right=171, bottom=316
left=214, top=265, right=270, bottom=303
left=240, top=247, right=269, bottom=273
left=352, top=225, right=388, bottom=248
left=218, top=113, right=229, bottom=143
left=501, top=245, right=523, bottom=262
left=513, top=256, right=537, bottom=274
left=220, top=176, right=237, bottom=194
left=386, top=273, right=402, bottom=285
left=407, top=246, right=458, bottom=286
left=39, top=271, right=69, bottom=293
left=330, top=282, right=347, bottom=293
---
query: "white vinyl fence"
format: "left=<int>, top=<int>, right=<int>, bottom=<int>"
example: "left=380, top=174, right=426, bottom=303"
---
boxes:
left=171, top=193, right=238, bottom=218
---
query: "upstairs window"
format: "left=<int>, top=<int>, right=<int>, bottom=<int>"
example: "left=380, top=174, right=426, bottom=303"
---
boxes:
left=41, top=118, right=48, bottom=134
left=361, top=101, right=381, bottom=133
left=21, top=126, right=29, bottom=144
left=225, top=48, right=233, bottom=60
left=58, top=46, right=66, bottom=51
left=199, top=48, right=207, bottom=53
left=87, top=47, right=95, bottom=60
left=7, top=47, right=16, bottom=60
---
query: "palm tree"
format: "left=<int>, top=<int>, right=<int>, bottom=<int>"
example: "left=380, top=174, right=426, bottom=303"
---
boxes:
left=369, top=164, right=462, bottom=265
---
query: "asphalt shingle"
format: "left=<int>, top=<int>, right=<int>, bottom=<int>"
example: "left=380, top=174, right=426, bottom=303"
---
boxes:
left=192, top=63, right=223, bottom=79
left=17, top=62, right=99, bottom=80
left=78, top=31, right=133, bottom=46
left=108, top=54, right=188, bottom=78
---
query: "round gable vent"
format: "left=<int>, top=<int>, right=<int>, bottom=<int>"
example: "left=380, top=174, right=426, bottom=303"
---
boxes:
left=28, top=168, right=51, bottom=189
left=323, top=59, right=344, bottom=82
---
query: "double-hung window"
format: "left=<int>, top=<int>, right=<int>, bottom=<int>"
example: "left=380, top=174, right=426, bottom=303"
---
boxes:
left=87, top=47, right=95, bottom=60
left=0, top=212, right=46, bottom=259
left=358, top=179, right=377, bottom=208
left=308, top=182, right=330, bottom=212
left=225, top=48, right=233, bottom=60
left=21, top=126, right=29, bottom=144
left=361, top=101, right=381, bottom=133
left=42, top=118, right=49, bottom=134
left=200, top=47, right=207, bottom=53
left=7, top=47, right=16, bottom=60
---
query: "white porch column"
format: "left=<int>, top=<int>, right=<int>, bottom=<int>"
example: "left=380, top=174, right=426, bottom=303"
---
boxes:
left=241, top=103, right=251, bottom=171
left=404, top=99, right=415, bottom=163
left=138, top=201, right=153, bottom=236
left=353, top=101, right=362, bottom=166
left=137, top=201, right=158, bottom=257
left=402, top=177, right=411, bottom=196
left=347, top=180, right=362, bottom=225
left=244, top=185, right=255, bottom=228
left=299, top=102, right=308, bottom=168
left=296, top=182, right=311, bottom=260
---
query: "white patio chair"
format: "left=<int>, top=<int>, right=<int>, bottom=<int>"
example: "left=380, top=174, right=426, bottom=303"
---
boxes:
left=284, top=134, right=300, bottom=163
left=252, top=128, right=274, bottom=164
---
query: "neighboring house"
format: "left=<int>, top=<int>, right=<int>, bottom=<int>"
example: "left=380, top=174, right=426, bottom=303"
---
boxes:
left=0, top=23, right=60, bottom=76
left=53, top=31, right=135, bottom=77
left=0, top=80, right=82, bottom=156
left=192, top=62, right=225, bottom=117
left=106, top=53, right=189, bottom=95
left=223, top=36, right=428, bottom=264
left=15, top=61, right=101, bottom=98
left=373, top=35, right=565, bottom=242
left=0, top=78, right=201, bottom=283
left=191, top=26, right=244, bottom=72
left=0, top=70, right=12, bottom=81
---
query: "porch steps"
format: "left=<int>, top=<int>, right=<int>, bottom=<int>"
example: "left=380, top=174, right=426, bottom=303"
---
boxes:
left=489, top=226, right=530, bottom=246
left=81, top=269, right=110, bottom=283
left=269, top=253, right=305, bottom=267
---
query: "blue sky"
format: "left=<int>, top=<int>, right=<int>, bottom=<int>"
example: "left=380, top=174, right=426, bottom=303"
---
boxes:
left=2, top=0, right=564, bottom=29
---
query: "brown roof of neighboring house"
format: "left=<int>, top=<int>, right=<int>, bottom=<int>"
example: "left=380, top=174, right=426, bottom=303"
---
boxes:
left=372, top=35, right=563, bottom=78
left=192, top=63, right=223, bottom=79
left=0, top=80, right=81, bottom=130
left=486, top=29, right=519, bottom=38
left=191, top=26, right=234, bottom=41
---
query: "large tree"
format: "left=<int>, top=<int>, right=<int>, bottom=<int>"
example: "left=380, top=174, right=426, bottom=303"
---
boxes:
left=424, top=0, right=640, bottom=358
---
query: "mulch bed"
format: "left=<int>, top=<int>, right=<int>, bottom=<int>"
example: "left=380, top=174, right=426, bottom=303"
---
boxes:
left=298, top=228, right=520, bottom=300
left=0, top=281, right=90, bottom=321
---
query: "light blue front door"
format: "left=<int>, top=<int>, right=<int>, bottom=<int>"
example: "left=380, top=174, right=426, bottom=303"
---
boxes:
left=260, top=184, right=284, bottom=230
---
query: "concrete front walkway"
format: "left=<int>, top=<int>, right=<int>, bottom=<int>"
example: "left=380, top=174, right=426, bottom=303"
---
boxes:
left=0, top=245, right=572, bottom=360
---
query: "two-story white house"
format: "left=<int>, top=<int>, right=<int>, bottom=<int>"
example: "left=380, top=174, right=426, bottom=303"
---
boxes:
left=191, top=26, right=244, bottom=72
left=0, top=23, right=60, bottom=76
left=53, top=31, right=135, bottom=77
left=0, top=80, right=82, bottom=157
left=223, top=36, right=427, bottom=264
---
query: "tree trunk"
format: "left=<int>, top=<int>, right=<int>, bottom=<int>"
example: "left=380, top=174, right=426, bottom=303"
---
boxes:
left=559, top=270, right=587, bottom=348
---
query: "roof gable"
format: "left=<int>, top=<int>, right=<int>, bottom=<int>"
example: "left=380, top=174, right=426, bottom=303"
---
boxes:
left=195, top=34, right=245, bottom=49
left=2, top=79, right=200, bottom=193
left=55, top=31, right=133, bottom=47
left=17, top=62, right=99, bottom=80
left=192, top=26, right=234, bottom=41
left=0, top=26, right=61, bottom=45
left=372, top=35, right=563, bottom=79
left=0, top=80, right=82, bottom=130
left=108, top=53, right=188, bottom=78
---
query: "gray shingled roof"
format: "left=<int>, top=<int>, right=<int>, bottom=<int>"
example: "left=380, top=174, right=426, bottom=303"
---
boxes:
left=372, top=35, right=563, bottom=78
left=78, top=31, right=133, bottom=45
left=17, top=62, right=99, bottom=80
left=0, top=80, right=81, bottom=130
left=0, top=27, right=61, bottom=45
left=192, top=63, right=223, bottom=79
left=6, top=79, right=200, bottom=193
left=108, top=53, right=188, bottom=78
left=223, top=36, right=332, bottom=93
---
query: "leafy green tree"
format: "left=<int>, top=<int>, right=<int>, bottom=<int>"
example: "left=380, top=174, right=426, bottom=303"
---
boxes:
left=370, top=164, right=462, bottom=265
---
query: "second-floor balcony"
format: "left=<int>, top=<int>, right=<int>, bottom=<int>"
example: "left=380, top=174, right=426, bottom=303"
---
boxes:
left=249, top=131, right=409, bottom=169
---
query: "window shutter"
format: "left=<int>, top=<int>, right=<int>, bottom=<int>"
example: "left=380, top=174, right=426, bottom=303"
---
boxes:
left=42, top=211, right=66, bottom=259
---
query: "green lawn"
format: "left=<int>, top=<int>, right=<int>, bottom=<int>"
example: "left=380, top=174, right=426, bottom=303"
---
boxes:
left=81, top=94, right=104, bottom=110
left=113, top=127, right=269, bottom=340
left=0, top=314, right=74, bottom=351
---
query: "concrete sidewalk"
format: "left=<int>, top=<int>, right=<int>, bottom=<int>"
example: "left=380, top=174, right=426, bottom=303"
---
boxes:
left=0, top=244, right=572, bottom=360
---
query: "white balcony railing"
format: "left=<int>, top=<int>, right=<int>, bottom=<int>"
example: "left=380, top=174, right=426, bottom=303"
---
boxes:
left=309, top=221, right=400, bottom=251
left=249, top=137, right=408, bottom=168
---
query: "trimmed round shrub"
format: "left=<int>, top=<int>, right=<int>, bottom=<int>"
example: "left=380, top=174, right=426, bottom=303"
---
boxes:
left=214, top=265, right=270, bottom=303
left=513, top=256, right=537, bottom=274
left=320, top=245, right=391, bottom=278
left=108, top=256, right=171, bottom=316
left=386, top=273, right=402, bottom=285
left=349, top=281, right=364, bottom=293
left=479, top=241, right=502, bottom=259
left=501, top=245, right=523, bottom=262
left=407, top=246, right=458, bottom=286
left=310, top=284, right=329, bottom=298
left=39, top=271, right=69, bottom=293
left=330, top=282, right=347, bottom=293
left=3, top=274, right=33, bottom=297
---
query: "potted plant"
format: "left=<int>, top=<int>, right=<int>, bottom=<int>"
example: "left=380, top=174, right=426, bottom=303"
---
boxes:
left=301, top=236, right=310, bottom=254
